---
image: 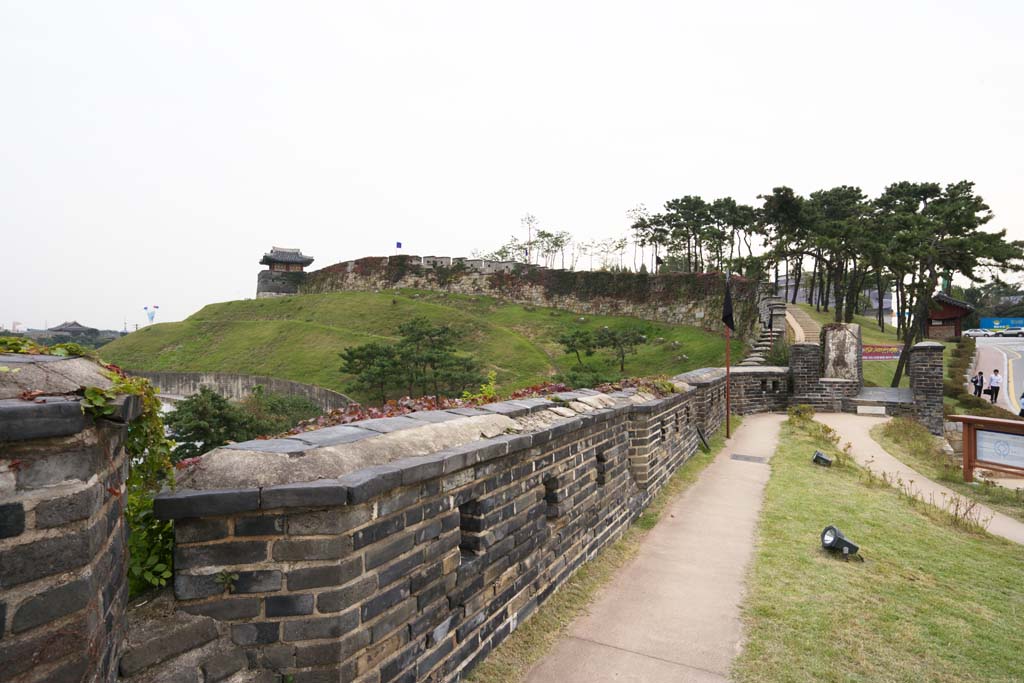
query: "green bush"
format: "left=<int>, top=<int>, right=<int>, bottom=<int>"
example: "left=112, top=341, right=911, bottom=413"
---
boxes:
left=944, top=378, right=966, bottom=398
left=558, top=362, right=616, bottom=389
left=764, top=338, right=790, bottom=366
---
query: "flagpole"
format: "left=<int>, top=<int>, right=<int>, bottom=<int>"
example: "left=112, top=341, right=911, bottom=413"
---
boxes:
left=725, top=324, right=731, bottom=438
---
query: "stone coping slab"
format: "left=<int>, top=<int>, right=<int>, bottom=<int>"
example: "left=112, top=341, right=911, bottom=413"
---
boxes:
left=153, top=381, right=702, bottom=519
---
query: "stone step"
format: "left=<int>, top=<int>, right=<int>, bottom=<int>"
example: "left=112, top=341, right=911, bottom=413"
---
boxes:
left=119, top=592, right=219, bottom=677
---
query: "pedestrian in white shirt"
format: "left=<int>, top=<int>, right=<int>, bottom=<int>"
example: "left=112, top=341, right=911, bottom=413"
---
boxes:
left=988, top=369, right=1002, bottom=404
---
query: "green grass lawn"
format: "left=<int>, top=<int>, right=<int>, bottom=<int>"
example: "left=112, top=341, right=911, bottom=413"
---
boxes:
left=101, top=290, right=743, bottom=402
left=466, top=416, right=741, bottom=683
left=733, top=414, right=1024, bottom=683
left=872, top=418, right=1024, bottom=524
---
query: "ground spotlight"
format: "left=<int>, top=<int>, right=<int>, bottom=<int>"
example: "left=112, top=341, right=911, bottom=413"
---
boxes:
left=812, top=450, right=832, bottom=467
left=821, top=525, right=859, bottom=558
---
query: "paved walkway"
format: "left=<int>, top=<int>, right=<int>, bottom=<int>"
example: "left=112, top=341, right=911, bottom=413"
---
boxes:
left=786, top=303, right=820, bottom=342
left=817, top=413, right=1024, bottom=545
left=523, top=413, right=786, bottom=683
left=971, top=343, right=1018, bottom=413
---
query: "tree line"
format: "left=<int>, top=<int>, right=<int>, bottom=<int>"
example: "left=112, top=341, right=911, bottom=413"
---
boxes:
left=484, top=180, right=1022, bottom=386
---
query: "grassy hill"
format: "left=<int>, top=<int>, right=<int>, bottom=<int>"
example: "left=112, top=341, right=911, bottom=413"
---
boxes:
left=101, top=289, right=743, bottom=402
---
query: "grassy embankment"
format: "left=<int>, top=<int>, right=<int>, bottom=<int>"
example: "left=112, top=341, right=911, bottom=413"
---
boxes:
left=733, top=412, right=1024, bottom=683
left=466, top=416, right=741, bottom=683
left=872, top=418, right=1024, bottom=524
left=101, top=290, right=743, bottom=403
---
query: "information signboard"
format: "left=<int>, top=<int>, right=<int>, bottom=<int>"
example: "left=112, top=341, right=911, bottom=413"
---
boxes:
left=976, top=430, right=1024, bottom=470
left=863, top=344, right=902, bottom=360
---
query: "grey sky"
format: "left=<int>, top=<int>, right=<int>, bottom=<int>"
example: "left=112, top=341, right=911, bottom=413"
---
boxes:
left=2, top=1, right=1022, bottom=331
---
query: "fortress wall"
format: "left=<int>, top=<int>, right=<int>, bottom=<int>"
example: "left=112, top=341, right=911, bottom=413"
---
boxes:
left=297, top=258, right=762, bottom=339
left=127, top=370, right=352, bottom=412
left=151, top=379, right=722, bottom=682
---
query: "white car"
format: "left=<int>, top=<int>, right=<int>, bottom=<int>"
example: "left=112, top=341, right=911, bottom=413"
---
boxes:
left=963, top=328, right=994, bottom=337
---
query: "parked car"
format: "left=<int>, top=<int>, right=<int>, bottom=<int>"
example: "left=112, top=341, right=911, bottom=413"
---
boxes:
left=963, top=328, right=994, bottom=337
left=995, top=327, right=1024, bottom=337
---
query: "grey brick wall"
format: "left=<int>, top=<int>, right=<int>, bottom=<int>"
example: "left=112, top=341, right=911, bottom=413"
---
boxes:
left=0, top=390, right=140, bottom=683
left=153, top=384, right=723, bottom=682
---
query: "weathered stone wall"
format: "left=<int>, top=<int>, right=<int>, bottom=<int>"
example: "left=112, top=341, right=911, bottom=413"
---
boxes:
left=151, top=383, right=716, bottom=682
left=1, top=355, right=140, bottom=683
left=910, top=342, right=945, bottom=435
left=257, top=270, right=305, bottom=298
left=127, top=371, right=352, bottom=412
left=296, top=260, right=761, bottom=339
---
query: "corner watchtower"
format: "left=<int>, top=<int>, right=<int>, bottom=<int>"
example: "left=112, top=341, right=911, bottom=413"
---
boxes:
left=256, top=246, right=314, bottom=298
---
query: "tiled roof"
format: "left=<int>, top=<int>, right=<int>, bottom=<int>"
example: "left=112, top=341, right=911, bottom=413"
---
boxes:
left=260, top=247, right=314, bottom=267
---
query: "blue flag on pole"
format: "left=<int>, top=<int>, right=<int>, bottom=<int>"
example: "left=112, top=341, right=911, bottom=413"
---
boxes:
left=396, top=242, right=402, bottom=249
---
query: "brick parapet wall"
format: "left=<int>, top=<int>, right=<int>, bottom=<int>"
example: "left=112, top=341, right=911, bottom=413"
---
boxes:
left=730, top=367, right=790, bottom=414
left=152, top=383, right=722, bottom=682
left=0, top=390, right=141, bottom=683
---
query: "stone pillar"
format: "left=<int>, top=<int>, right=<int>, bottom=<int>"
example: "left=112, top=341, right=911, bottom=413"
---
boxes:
left=790, top=343, right=822, bottom=396
left=0, top=354, right=139, bottom=683
left=909, top=341, right=944, bottom=435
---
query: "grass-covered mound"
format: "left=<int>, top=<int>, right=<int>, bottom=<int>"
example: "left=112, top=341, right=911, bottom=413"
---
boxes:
left=733, top=412, right=1024, bottom=682
left=101, top=289, right=742, bottom=403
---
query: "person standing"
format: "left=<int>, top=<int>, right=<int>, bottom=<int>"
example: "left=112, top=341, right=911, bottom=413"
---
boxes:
left=972, top=371, right=985, bottom=397
left=988, top=369, right=1002, bottom=404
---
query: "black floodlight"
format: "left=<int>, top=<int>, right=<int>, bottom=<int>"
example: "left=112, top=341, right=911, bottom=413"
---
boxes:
left=812, top=450, right=833, bottom=467
left=821, top=525, right=859, bottom=557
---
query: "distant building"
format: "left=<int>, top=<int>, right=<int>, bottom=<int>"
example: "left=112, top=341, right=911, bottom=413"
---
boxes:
left=257, top=247, right=315, bottom=298
left=926, top=292, right=974, bottom=339
left=48, top=321, right=99, bottom=336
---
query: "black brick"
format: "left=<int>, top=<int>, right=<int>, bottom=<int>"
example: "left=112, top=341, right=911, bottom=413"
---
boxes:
left=340, top=465, right=404, bottom=504
left=282, top=610, right=359, bottom=641
left=174, top=572, right=222, bottom=600
left=317, top=575, right=377, bottom=613
left=261, top=481, right=348, bottom=510
left=174, top=541, right=268, bottom=570
left=232, top=622, right=281, bottom=646
left=366, top=533, right=416, bottom=569
left=352, top=514, right=405, bottom=550
left=272, top=536, right=352, bottom=561
left=12, top=577, right=90, bottom=633
left=233, top=570, right=282, bottom=593
left=234, top=515, right=285, bottom=536
left=174, top=518, right=229, bottom=544
left=287, top=556, right=362, bottom=590
left=378, top=549, right=424, bottom=587
left=0, top=529, right=90, bottom=588
left=361, top=582, right=410, bottom=621
left=153, top=488, right=260, bottom=519
left=266, top=593, right=314, bottom=617
left=0, top=503, right=25, bottom=538
left=181, top=598, right=259, bottom=620
left=34, top=484, right=101, bottom=528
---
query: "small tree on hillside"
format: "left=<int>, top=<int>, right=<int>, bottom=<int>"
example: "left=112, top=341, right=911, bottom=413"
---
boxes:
left=558, top=329, right=596, bottom=365
left=596, top=327, right=647, bottom=371
left=164, top=387, right=253, bottom=461
left=340, top=342, right=401, bottom=404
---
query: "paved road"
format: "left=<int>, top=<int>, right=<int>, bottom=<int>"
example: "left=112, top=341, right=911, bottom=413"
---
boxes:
left=972, top=337, right=1024, bottom=413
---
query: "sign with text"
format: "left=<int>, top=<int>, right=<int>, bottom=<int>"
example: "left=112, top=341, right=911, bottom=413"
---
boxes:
left=863, top=344, right=902, bottom=360
left=981, top=317, right=1024, bottom=329
left=976, top=430, right=1024, bottom=470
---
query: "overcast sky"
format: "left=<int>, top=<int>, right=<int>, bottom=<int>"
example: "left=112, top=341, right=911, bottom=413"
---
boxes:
left=2, top=1, right=1022, bottom=331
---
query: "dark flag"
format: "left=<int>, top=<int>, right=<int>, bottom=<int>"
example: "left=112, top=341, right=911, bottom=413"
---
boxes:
left=722, top=280, right=735, bottom=331
left=655, top=255, right=664, bottom=265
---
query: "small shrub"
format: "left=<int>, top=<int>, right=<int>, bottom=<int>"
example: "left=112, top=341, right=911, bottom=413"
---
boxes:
left=765, top=338, right=790, bottom=366
left=558, top=362, right=615, bottom=389
left=944, top=379, right=965, bottom=398
left=787, top=404, right=815, bottom=422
